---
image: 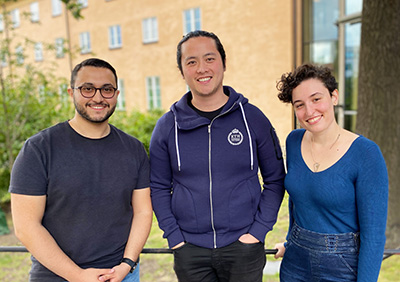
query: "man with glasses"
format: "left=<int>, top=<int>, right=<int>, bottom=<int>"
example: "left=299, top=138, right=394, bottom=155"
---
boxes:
left=9, top=58, right=152, bottom=282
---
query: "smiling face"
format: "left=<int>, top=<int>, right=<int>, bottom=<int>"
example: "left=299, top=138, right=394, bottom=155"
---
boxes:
left=180, top=36, right=225, bottom=99
left=68, top=66, right=119, bottom=124
left=292, top=78, right=338, bottom=133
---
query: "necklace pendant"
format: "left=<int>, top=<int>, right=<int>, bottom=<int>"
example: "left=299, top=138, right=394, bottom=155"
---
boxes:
left=313, top=163, right=320, bottom=172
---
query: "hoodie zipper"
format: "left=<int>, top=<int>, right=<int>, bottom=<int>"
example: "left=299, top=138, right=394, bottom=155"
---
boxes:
left=208, top=102, right=237, bottom=248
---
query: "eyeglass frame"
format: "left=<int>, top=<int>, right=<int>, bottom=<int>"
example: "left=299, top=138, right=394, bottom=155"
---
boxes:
left=73, top=85, right=118, bottom=99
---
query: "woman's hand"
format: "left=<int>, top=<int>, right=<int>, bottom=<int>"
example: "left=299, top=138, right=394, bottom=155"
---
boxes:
left=274, top=242, right=286, bottom=259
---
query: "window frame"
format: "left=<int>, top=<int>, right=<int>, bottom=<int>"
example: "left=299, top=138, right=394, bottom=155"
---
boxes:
left=109, top=25, right=122, bottom=49
left=142, top=17, right=159, bottom=44
left=30, top=2, right=40, bottom=23
left=146, top=76, right=161, bottom=110
left=79, top=31, right=91, bottom=54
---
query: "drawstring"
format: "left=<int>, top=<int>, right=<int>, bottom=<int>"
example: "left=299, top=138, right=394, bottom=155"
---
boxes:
left=239, top=102, right=254, bottom=170
left=174, top=116, right=181, bottom=171
left=174, top=102, right=254, bottom=171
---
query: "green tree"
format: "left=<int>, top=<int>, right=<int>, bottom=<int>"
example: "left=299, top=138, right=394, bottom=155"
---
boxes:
left=0, top=0, right=79, bottom=201
left=357, top=0, right=400, bottom=249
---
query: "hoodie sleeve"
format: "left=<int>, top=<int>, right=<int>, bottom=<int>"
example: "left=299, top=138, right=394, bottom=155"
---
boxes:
left=246, top=106, right=286, bottom=241
left=150, top=113, right=185, bottom=248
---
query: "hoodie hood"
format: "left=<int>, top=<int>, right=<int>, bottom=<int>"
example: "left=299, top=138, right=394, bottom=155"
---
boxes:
left=170, top=86, right=248, bottom=130
left=170, top=86, right=253, bottom=172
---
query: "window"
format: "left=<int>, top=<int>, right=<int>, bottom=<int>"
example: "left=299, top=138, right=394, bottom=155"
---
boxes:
left=116, top=79, right=125, bottom=110
left=15, top=46, right=24, bottom=65
left=59, top=83, right=69, bottom=103
left=183, top=8, right=201, bottom=34
left=11, top=9, right=20, bottom=28
left=0, top=15, right=3, bottom=32
left=146, top=76, right=161, bottom=110
left=34, top=42, right=43, bottom=61
left=1, top=53, right=7, bottom=67
left=109, top=25, right=122, bottom=49
left=302, top=0, right=363, bottom=132
left=55, top=38, right=64, bottom=58
left=142, top=17, right=158, bottom=43
left=79, top=32, right=91, bottom=54
left=38, top=85, right=45, bottom=103
left=30, top=2, right=40, bottom=22
left=77, top=0, right=88, bottom=8
left=52, top=0, right=62, bottom=17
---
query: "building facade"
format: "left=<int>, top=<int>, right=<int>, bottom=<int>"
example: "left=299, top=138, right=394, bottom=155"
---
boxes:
left=0, top=0, right=363, bottom=141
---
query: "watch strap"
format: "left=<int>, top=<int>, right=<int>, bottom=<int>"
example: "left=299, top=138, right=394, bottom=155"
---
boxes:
left=120, top=257, right=139, bottom=273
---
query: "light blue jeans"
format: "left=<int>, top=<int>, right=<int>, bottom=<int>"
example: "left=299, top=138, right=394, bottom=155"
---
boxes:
left=122, top=263, right=140, bottom=282
left=280, top=223, right=359, bottom=282
left=61, top=263, right=140, bottom=282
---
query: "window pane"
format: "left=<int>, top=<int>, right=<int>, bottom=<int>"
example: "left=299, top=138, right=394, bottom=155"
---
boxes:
left=345, top=0, right=363, bottom=15
left=31, top=2, right=40, bottom=22
left=35, top=42, right=43, bottom=61
left=0, top=15, right=4, bottom=32
left=52, top=0, right=62, bottom=16
left=344, top=22, right=361, bottom=114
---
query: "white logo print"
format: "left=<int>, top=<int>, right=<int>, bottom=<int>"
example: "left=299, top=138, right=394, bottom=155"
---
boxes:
left=228, top=128, right=243, bottom=146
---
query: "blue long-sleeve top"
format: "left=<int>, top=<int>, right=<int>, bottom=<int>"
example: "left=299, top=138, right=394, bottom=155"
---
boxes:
left=285, top=129, right=388, bottom=282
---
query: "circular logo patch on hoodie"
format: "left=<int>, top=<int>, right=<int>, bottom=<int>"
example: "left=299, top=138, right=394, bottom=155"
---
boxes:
left=228, top=128, right=243, bottom=145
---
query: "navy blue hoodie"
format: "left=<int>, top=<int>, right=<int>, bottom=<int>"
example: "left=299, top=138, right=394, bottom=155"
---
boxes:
left=150, top=86, right=285, bottom=249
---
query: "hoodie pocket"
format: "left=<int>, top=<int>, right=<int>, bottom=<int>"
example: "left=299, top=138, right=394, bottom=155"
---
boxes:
left=171, top=183, right=198, bottom=232
left=228, top=176, right=261, bottom=230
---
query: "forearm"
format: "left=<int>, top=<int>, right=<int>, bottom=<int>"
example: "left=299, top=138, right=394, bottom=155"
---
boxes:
left=123, top=188, right=153, bottom=260
left=16, top=223, right=83, bottom=281
left=123, top=208, right=153, bottom=260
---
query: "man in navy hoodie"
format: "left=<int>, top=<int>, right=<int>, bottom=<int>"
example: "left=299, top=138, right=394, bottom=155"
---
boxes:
left=150, top=30, right=285, bottom=282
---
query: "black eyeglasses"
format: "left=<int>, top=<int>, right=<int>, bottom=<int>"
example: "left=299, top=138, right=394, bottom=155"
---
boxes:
left=73, top=85, right=117, bottom=99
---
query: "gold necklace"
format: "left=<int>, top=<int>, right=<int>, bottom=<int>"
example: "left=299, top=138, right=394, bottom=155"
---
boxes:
left=310, top=133, right=341, bottom=172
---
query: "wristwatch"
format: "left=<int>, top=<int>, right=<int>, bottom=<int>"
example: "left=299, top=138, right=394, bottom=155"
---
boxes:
left=120, top=257, right=139, bottom=273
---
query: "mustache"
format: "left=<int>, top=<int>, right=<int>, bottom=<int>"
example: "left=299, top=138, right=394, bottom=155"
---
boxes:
left=86, top=102, right=110, bottom=107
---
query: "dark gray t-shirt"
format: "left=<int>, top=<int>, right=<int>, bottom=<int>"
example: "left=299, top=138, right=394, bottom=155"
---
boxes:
left=9, top=121, right=150, bottom=281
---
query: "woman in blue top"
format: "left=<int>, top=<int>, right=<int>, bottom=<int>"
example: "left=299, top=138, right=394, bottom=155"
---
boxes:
left=274, top=63, right=388, bottom=282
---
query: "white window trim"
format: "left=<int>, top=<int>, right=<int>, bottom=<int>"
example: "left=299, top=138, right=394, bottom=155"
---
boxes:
left=11, top=9, right=20, bottom=28
left=52, top=0, right=62, bottom=17
left=183, top=8, right=201, bottom=34
left=142, top=17, right=159, bottom=44
left=79, top=32, right=91, bottom=54
left=34, top=42, right=43, bottom=62
left=116, top=78, right=125, bottom=111
left=0, top=14, right=4, bottom=32
left=30, top=2, right=40, bottom=23
left=109, top=25, right=122, bottom=49
left=16, top=46, right=24, bottom=64
left=146, top=76, right=161, bottom=110
left=77, top=0, right=88, bottom=8
left=55, top=38, right=64, bottom=58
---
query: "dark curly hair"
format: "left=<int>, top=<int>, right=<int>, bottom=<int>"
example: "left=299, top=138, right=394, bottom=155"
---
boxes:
left=276, top=63, right=338, bottom=104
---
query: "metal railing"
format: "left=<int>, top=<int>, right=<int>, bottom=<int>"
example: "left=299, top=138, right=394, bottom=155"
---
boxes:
left=1, top=246, right=399, bottom=258
left=0, top=246, right=280, bottom=254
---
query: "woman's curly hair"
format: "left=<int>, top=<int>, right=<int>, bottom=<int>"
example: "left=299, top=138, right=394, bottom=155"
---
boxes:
left=276, top=63, right=338, bottom=104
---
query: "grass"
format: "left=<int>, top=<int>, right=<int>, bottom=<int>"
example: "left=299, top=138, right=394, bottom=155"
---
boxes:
left=1, top=193, right=399, bottom=281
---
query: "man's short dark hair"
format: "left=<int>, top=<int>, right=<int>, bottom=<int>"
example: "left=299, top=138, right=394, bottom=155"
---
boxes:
left=70, top=58, right=118, bottom=88
left=177, top=30, right=226, bottom=75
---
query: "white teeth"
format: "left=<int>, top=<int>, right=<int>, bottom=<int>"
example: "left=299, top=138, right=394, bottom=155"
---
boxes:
left=198, top=77, right=211, bottom=82
left=308, top=117, right=320, bottom=123
left=91, top=105, right=105, bottom=109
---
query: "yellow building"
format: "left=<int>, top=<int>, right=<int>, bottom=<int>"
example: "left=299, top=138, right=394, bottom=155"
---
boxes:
left=0, top=0, right=363, bottom=141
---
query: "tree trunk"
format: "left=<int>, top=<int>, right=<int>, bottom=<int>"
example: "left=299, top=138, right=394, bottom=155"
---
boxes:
left=357, top=0, right=400, bottom=249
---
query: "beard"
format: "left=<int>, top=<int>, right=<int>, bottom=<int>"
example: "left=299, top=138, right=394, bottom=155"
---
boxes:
left=74, top=100, right=116, bottom=123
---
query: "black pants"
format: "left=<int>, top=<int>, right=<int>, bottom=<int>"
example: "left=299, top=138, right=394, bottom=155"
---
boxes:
left=173, top=241, right=266, bottom=282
